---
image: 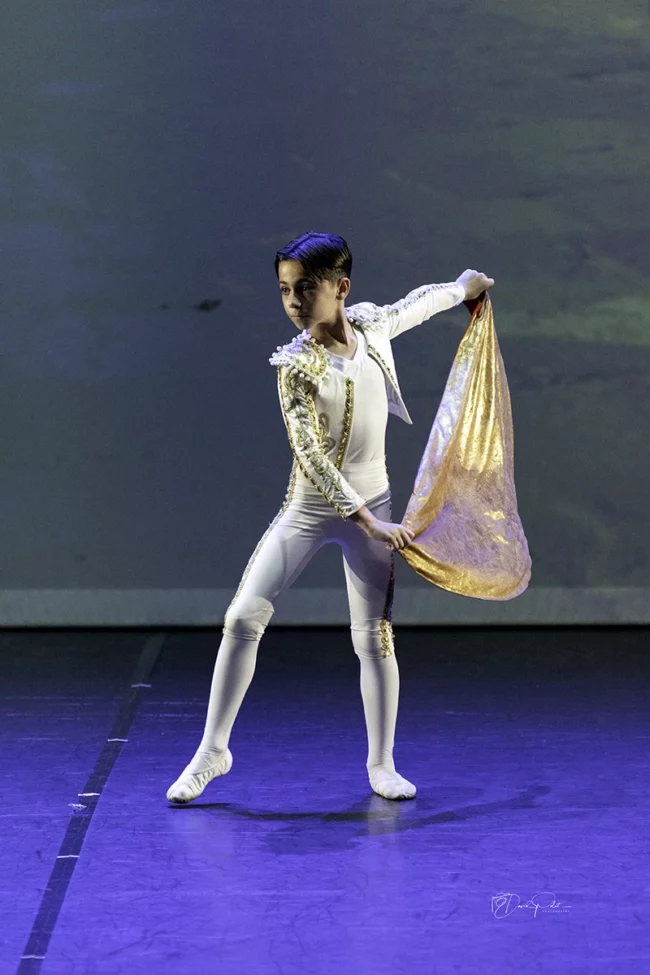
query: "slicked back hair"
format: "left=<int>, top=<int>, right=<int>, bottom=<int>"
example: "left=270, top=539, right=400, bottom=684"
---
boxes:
left=274, top=231, right=352, bottom=286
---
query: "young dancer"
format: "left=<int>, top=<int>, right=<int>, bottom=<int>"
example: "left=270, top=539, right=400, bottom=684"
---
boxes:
left=166, top=231, right=494, bottom=804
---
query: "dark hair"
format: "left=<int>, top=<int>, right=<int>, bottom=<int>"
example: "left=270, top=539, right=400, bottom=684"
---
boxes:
left=274, top=231, right=352, bottom=285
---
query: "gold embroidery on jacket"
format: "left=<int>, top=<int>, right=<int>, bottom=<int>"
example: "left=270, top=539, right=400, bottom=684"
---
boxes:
left=268, top=330, right=329, bottom=389
left=334, top=377, right=354, bottom=470
left=277, top=366, right=361, bottom=519
left=365, top=340, right=400, bottom=393
left=317, top=412, right=336, bottom=454
left=312, top=380, right=354, bottom=467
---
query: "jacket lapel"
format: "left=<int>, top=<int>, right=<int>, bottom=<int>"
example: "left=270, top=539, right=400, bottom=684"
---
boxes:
left=349, top=319, right=414, bottom=425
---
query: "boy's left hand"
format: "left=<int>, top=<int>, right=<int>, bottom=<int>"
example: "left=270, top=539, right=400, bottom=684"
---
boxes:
left=455, top=269, right=495, bottom=301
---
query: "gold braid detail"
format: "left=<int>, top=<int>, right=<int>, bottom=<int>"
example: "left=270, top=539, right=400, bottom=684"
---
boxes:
left=379, top=491, right=396, bottom=657
left=366, top=341, right=400, bottom=393
left=334, top=377, right=354, bottom=470
left=278, top=366, right=359, bottom=519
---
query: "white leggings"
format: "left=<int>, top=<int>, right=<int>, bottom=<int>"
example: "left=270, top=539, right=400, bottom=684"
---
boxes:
left=223, top=481, right=395, bottom=658
left=196, top=478, right=400, bottom=770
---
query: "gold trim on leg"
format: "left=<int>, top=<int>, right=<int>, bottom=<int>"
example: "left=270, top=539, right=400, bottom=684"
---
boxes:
left=379, top=563, right=396, bottom=658
left=379, top=493, right=396, bottom=657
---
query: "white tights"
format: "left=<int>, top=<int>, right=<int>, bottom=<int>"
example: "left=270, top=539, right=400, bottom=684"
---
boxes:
left=167, top=482, right=416, bottom=801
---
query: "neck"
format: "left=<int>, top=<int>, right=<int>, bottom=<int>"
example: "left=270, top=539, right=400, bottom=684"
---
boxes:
left=307, top=308, right=354, bottom=346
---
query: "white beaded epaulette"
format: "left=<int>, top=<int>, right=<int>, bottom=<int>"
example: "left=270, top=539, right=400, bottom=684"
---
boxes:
left=268, top=329, right=329, bottom=391
left=344, top=302, right=385, bottom=333
left=268, top=305, right=387, bottom=390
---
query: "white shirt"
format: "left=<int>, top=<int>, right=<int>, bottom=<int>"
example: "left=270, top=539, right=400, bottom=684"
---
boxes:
left=292, top=327, right=390, bottom=503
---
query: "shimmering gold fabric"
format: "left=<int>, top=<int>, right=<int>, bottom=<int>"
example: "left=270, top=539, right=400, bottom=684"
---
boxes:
left=399, top=290, right=532, bottom=600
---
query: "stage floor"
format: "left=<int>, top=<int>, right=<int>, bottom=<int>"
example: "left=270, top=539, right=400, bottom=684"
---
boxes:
left=3, top=625, right=649, bottom=974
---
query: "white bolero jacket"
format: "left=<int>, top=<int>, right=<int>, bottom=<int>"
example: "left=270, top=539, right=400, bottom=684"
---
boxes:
left=268, top=280, right=466, bottom=520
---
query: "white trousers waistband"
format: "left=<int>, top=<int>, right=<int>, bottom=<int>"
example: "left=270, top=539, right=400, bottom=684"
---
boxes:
left=293, top=457, right=388, bottom=505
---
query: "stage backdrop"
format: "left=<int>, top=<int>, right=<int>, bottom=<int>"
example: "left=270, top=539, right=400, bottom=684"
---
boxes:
left=0, top=0, right=647, bottom=625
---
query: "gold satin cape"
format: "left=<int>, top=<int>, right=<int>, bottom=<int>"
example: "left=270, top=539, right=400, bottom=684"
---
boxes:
left=398, top=289, right=531, bottom=600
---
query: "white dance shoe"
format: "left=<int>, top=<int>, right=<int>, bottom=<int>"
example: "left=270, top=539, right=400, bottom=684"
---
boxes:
left=368, top=765, right=417, bottom=800
left=166, top=747, right=233, bottom=803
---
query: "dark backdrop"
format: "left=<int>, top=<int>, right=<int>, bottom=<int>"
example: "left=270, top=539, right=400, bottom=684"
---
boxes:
left=0, top=0, right=647, bottom=623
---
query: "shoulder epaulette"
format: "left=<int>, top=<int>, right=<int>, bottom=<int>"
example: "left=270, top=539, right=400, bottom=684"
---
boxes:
left=268, top=330, right=329, bottom=391
left=344, top=302, right=385, bottom=333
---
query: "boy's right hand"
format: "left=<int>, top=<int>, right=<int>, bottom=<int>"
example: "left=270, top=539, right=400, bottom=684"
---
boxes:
left=363, top=517, right=416, bottom=551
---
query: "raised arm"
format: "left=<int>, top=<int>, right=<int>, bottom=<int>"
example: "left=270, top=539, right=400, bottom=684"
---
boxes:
left=378, top=281, right=467, bottom=340
left=277, top=365, right=366, bottom=520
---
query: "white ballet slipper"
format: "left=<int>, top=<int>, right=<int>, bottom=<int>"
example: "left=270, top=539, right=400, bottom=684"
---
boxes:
left=166, top=748, right=233, bottom=803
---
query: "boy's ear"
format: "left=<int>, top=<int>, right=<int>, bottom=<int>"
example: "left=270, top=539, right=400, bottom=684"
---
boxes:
left=336, top=276, right=351, bottom=299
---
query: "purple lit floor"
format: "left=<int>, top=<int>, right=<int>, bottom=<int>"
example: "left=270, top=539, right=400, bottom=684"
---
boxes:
left=3, top=625, right=650, bottom=974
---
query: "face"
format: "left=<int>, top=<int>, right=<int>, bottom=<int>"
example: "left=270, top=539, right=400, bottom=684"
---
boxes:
left=277, top=259, right=349, bottom=330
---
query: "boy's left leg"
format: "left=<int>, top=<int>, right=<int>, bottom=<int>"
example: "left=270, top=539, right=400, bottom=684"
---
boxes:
left=337, top=487, right=416, bottom=800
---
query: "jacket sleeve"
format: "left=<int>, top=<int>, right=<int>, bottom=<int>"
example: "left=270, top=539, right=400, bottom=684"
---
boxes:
left=277, top=365, right=367, bottom=520
left=376, top=281, right=466, bottom=340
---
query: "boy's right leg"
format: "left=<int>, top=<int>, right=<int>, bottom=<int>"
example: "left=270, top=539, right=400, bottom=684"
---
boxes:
left=167, top=495, right=330, bottom=802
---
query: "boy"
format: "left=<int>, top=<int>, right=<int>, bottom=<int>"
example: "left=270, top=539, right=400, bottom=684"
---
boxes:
left=167, top=231, right=494, bottom=803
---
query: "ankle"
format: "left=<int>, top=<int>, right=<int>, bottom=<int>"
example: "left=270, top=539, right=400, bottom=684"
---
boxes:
left=367, top=758, right=396, bottom=773
left=198, top=741, right=228, bottom=754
